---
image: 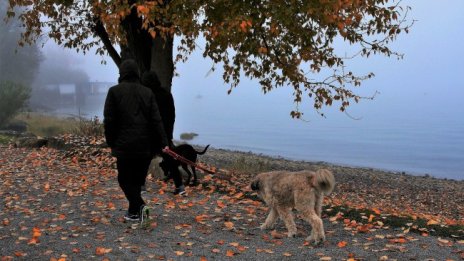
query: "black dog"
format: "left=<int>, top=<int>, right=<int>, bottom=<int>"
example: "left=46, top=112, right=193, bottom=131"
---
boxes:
left=160, top=144, right=210, bottom=186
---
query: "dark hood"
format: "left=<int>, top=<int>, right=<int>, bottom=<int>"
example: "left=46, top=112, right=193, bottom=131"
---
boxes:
left=119, top=59, right=140, bottom=82
left=141, top=71, right=161, bottom=89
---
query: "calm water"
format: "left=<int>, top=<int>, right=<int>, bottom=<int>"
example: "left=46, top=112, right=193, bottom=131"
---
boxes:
left=63, top=81, right=464, bottom=181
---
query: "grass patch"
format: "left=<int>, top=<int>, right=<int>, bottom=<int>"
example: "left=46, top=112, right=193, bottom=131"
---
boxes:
left=325, top=205, right=464, bottom=239
left=14, top=113, right=103, bottom=137
left=0, top=134, right=13, bottom=145
left=15, top=113, right=78, bottom=137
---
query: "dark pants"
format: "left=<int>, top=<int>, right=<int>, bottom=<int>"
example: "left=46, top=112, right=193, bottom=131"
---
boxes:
left=116, top=157, right=152, bottom=215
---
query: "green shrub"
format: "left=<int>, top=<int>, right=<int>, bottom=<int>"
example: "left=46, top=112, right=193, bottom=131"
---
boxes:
left=0, top=81, right=31, bottom=127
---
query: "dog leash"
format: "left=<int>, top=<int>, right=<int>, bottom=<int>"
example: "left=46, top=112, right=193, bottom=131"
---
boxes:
left=162, top=147, right=216, bottom=174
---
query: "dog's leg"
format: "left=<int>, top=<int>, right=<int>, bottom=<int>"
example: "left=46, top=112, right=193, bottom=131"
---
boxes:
left=181, top=164, right=191, bottom=186
left=301, top=210, right=325, bottom=245
left=315, top=193, right=323, bottom=218
left=275, top=206, right=297, bottom=238
left=295, top=192, right=325, bottom=245
left=260, top=207, right=278, bottom=230
left=191, top=166, right=199, bottom=186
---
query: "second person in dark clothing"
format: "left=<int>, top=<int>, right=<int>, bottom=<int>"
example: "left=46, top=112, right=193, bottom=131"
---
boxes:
left=141, top=71, right=186, bottom=195
left=104, top=59, right=169, bottom=221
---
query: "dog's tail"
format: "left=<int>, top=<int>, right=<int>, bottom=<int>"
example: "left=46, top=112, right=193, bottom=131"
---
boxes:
left=195, top=144, right=210, bottom=155
left=312, top=169, right=335, bottom=195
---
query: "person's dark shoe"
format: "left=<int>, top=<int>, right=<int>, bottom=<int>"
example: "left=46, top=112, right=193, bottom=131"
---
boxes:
left=173, top=186, right=186, bottom=196
left=124, top=212, right=140, bottom=222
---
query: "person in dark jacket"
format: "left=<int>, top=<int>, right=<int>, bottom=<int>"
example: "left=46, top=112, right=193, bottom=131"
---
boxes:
left=104, top=59, right=169, bottom=221
left=141, top=71, right=186, bottom=196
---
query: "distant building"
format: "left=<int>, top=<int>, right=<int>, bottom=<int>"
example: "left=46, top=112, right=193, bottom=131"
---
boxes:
left=31, top=81, right=115, bottom=109
left=88, top=82, right=114, bottom=95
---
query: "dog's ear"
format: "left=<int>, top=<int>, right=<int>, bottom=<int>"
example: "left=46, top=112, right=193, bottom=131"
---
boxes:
left=251, top=180, right=260, bottom=191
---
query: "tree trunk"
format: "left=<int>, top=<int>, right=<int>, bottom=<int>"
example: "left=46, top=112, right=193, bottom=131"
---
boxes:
left=150, top=35, right=174, bottom=92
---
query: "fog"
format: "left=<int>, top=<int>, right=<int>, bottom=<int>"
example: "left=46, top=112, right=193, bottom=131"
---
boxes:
left=41, top=1, right=463, bottom=116
left=4, top=1, right=462, bottom=178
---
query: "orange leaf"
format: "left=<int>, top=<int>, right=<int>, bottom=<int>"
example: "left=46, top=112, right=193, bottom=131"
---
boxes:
left=195, top=214, right=209, bottom=223
left=368, top=214, right=375, bottom=223
left=372, top=208, right=381, bottom=215
left=337, top=241, right=348, bottom=248
left=427, top=219, right=439, bottom=225
left=200, top=257, right=208, bottom=261
left=175, top=251, right=184, bottom=256
left=226, top=250, right=235, bottom=257
left=95, top=247, right=112, bottom=256
left=271, top=230, right=284, bottom=239
left=224, top=221, right=234, bottom=230
left=357, top=224, right=370, bottom=233
left=389, top=238, right=407, bottom=244
left=32, top=227, right=41, bottom=238
left=234, top=192, right=244, bottom=199
left=216, top=200, right=226, bottom=208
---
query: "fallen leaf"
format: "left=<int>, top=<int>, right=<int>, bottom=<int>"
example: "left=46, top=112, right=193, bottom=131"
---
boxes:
left=224, top=221, right=234, bottom=230
left=95, top=247, right=112, bottom=256
left=337, top=241, right=347, bottom=248
left=389, top=238, right=407, bottom=244
left=271, top=230, right=284, bottom=239
left=175, top=251, right=184, bottom=256
left=226, top=250, right=235, bottom=257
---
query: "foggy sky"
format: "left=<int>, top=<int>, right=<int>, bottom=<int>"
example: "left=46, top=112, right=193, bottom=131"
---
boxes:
left=48, top=1, right=464, bottom=113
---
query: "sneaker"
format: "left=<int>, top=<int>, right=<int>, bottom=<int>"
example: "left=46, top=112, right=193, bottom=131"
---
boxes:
left=173, top=186, right=186, bottom=196
left=140, top=205, right=150, bottom=224
left=124, top=212, right=140, bottom=222
left=141, top=185, right=147, bottom=194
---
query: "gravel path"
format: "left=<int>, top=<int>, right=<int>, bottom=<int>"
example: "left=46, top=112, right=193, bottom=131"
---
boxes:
left=0, top=145, right=463, bottom=260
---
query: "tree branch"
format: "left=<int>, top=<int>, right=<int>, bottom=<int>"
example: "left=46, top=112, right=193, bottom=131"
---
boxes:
left=92, top=18, right=121, bottom=68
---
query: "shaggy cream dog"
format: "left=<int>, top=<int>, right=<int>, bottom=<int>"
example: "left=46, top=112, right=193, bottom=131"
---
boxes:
left=251, top=169, right=335, bottom=244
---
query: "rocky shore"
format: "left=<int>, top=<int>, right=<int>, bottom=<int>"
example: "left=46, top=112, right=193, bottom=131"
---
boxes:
left=196, top=145, right=464, bottom=223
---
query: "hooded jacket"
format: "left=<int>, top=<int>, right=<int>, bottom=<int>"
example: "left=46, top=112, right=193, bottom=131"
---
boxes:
left=141, top=71, right=175, bottom=141
left=103, top=60, right=168, bottom=158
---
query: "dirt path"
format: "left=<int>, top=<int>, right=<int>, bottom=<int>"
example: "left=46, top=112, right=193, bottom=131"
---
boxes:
left=0, top=146, right=463, bottom=260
